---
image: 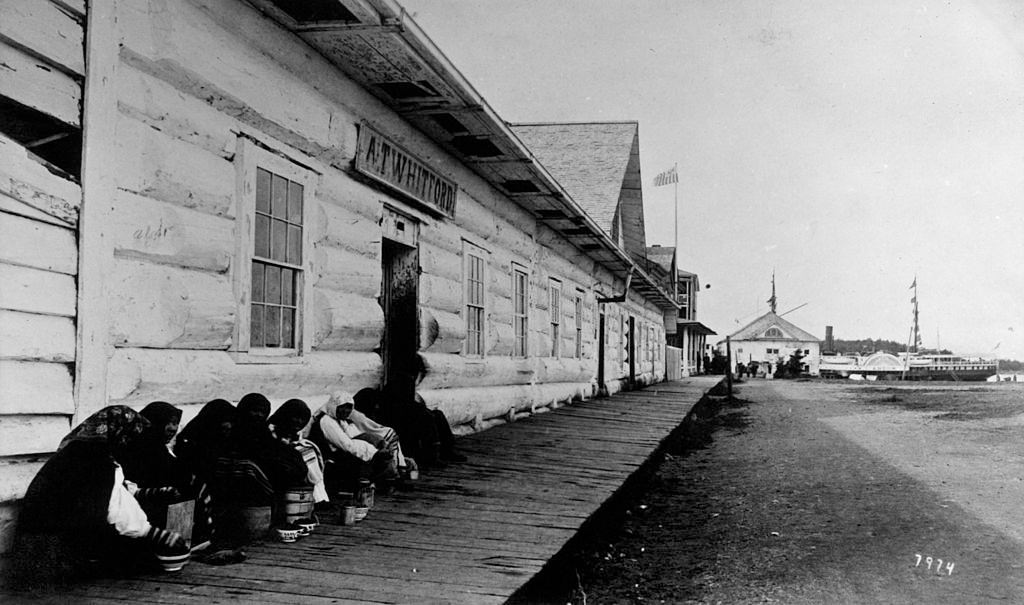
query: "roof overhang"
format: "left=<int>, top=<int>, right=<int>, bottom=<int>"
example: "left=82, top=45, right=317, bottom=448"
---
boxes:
left=246, top=0, right=678, bottom=310
left=677, top=320, right=717, bottom=336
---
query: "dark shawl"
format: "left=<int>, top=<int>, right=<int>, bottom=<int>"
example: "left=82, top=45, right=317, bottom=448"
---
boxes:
left=11, top=407, right=149, bottom=587
left=122, top=402, right=186, bottom=489
left=228, top=395, right=307, bottom=495
left=238, top=392, right=271, bottom=421
left=174, top=399, right=235, bottom=481
left=268, top=398, right=312, bottom=442
left=353, top=388, right=382, bottom=421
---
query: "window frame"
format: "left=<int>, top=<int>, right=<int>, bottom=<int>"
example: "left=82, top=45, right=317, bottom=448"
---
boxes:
left=232, top=137, right=317, bottom=360
left=463, top=240, right=488, bottom=357
left=549, top=278, right=562, bottom=358
left=512, top=263, right=530, bottom=358
left=574, top=293, right=583, bottom=359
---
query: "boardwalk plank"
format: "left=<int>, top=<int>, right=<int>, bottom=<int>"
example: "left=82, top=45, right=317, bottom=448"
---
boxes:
left=2, top=377, right=719, bottom=604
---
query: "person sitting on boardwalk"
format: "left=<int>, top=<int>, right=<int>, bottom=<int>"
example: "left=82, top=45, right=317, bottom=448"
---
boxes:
left=122, top=401, right=190, bottom=496
left=174, top=398, right=236, bottom=547
left=9, top=406, right=186, bottom=589
left=310, top=391, right=408, bottom=492
left=378, top=356, right=465, bottom=468
left=222, top=393, right=308, bottom=500
left=268, top=398, right=328, bottom=504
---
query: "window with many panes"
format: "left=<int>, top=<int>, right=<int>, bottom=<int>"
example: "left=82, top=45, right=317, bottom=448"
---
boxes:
left=574, top=294, right=583, bottom=359
left=251, top=167, right=304, bottom=349
left=549, top=279, right=561, bottom=358
left=233, top=138, right=315, bottom=357
left=513, top=265, right=529, bottom=357
left=464, top=244, right=486, bottom=356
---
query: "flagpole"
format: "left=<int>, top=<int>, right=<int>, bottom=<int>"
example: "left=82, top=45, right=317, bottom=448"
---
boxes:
left=673, top=162, right=678, bottom=303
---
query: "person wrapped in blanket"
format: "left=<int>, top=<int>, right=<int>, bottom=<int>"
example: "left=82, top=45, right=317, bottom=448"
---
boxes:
left=9, top=406, right=187, bottom=590
left=309, top=391, right=410, bottom=493
left=373, top=355, right=466, bottom=470
left=213, top=393, right=308, bottom=509
left=268, top=399, right=328, bottom=504
left=173, top=398, right=236, bottom=549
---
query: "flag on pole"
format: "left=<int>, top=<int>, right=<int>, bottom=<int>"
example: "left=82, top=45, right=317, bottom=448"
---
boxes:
left=909, top=277, right=916, bottom=289
left=653, top=166, right=678, bottom=187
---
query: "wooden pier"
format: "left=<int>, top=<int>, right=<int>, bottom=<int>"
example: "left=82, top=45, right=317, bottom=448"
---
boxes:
left=9, top=377, right=720, bottom=604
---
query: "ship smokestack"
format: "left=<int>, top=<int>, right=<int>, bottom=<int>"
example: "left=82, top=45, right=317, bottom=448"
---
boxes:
left=825, top=325, right=834, bottom=354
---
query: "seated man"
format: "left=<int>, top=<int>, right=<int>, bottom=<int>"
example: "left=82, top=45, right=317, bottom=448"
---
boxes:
left=309, top=391, right=409, bottom=493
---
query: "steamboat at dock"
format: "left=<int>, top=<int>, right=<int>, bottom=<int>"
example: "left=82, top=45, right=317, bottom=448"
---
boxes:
left=819, top=279, right=998, bottom=382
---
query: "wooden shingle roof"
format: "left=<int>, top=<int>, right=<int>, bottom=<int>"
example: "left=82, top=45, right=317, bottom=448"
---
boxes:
left=729, top=311, right=820, bottom=343
left=510, top=122, right=638, bottom=237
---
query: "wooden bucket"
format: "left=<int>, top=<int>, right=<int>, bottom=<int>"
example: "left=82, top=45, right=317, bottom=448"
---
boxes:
left=278, top=487, right=314, bottom=525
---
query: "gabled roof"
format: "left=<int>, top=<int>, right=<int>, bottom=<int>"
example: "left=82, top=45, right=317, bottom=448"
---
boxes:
left=646, top=245, right=675, bottom=273
left=729, top=311, right=819, bottom=343
left=510, top=122, right=643, bottom=252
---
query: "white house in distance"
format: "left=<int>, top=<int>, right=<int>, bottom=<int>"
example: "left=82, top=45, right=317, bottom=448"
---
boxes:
left=719, top=281, right=820, bottom=375
left=723, top=312, right=821, bottom=375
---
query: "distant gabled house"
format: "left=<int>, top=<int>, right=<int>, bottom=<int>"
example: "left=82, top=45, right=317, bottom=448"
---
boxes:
left=722, top=311, right=821, bottom=375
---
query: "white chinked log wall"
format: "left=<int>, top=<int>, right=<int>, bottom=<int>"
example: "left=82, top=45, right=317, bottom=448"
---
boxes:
left=0, top=0, right=85, bottom=554
left=0, top=0, right=668, bottom=553
left=97, top=0, right=665, bottom=425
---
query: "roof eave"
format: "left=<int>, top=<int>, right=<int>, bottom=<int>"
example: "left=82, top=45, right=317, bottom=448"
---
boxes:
left=247, top=0, right=678, bottom=309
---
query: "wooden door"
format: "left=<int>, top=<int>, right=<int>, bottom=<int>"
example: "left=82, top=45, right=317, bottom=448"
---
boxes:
left=628, top=315, right=636, bottom=387
left=597, top=310, right=606, bottom=395
left=381, top=238, right=419, bottom=385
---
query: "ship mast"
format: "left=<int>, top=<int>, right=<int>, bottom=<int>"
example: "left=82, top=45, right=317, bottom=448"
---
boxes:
left=903, top=277, right=920, bottom=380
left=907, top=277, right=921, bottom=354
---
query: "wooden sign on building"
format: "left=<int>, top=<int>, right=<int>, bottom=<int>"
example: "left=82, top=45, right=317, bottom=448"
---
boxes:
left=354, top=123, right=458, bottom=217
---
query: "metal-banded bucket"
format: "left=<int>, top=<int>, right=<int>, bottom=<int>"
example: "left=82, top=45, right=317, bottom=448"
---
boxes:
left=279, top=487, right=315, bottom=525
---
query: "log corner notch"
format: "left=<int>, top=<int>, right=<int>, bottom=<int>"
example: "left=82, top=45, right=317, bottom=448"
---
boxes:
left=596, top=266, right=634, bottom=304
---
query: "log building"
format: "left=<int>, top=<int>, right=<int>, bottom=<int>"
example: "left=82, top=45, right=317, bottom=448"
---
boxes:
left=0, top=0, right=680, bottom=552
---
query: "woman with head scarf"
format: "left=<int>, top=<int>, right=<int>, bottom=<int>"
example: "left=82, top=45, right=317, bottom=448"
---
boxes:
left=121, top=401, right=187, bottom=494
left=309, top=391, right=407, bottom=493
left=235, top=393, right=307, bottom=489
left=175, top=399, right=235, bottom=481
left=269, top=399, right=328, bottom=503
left=10, top=407, right=186, bottom=589
left=173, top=399, right=237, bottom=549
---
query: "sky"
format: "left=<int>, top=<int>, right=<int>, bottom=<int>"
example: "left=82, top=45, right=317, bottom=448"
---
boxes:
left=401, top=0, right=1024, bottom=360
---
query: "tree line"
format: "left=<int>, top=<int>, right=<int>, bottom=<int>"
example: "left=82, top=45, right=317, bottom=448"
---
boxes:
left=831, top=338, right=1021, bottom=369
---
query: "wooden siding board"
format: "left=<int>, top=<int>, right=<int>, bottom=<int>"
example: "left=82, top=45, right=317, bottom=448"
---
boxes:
left=109, top=189, right=234, bottom=274
left=0, top=457, right=46, bottom=502
left=0, top=41, right=81, bottom=127
left=107, top=258, right=235, bottom=350
left=0, top=309, right=75, bottom=362
left=0, top=263, right=76, bottom=317
left=0, top=210, right=77, bottom=274
left=104, top=349, right=382, bottom=408
left=114, top=117, right=236, bottom=219
left=0, top=132, right=81, bottom=227
left=0, top=0, right=85, bottom=76
left=0, top=360, right=75, bottom=414
left=0, top=415, right=70, bottom=456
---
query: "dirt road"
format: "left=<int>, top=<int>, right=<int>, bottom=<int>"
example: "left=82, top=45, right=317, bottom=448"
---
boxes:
left=515, top=380, right=1024, bottom=604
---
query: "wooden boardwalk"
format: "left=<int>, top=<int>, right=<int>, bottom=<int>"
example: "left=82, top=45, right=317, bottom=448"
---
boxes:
left=12, top=377, right=720, bottom=605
